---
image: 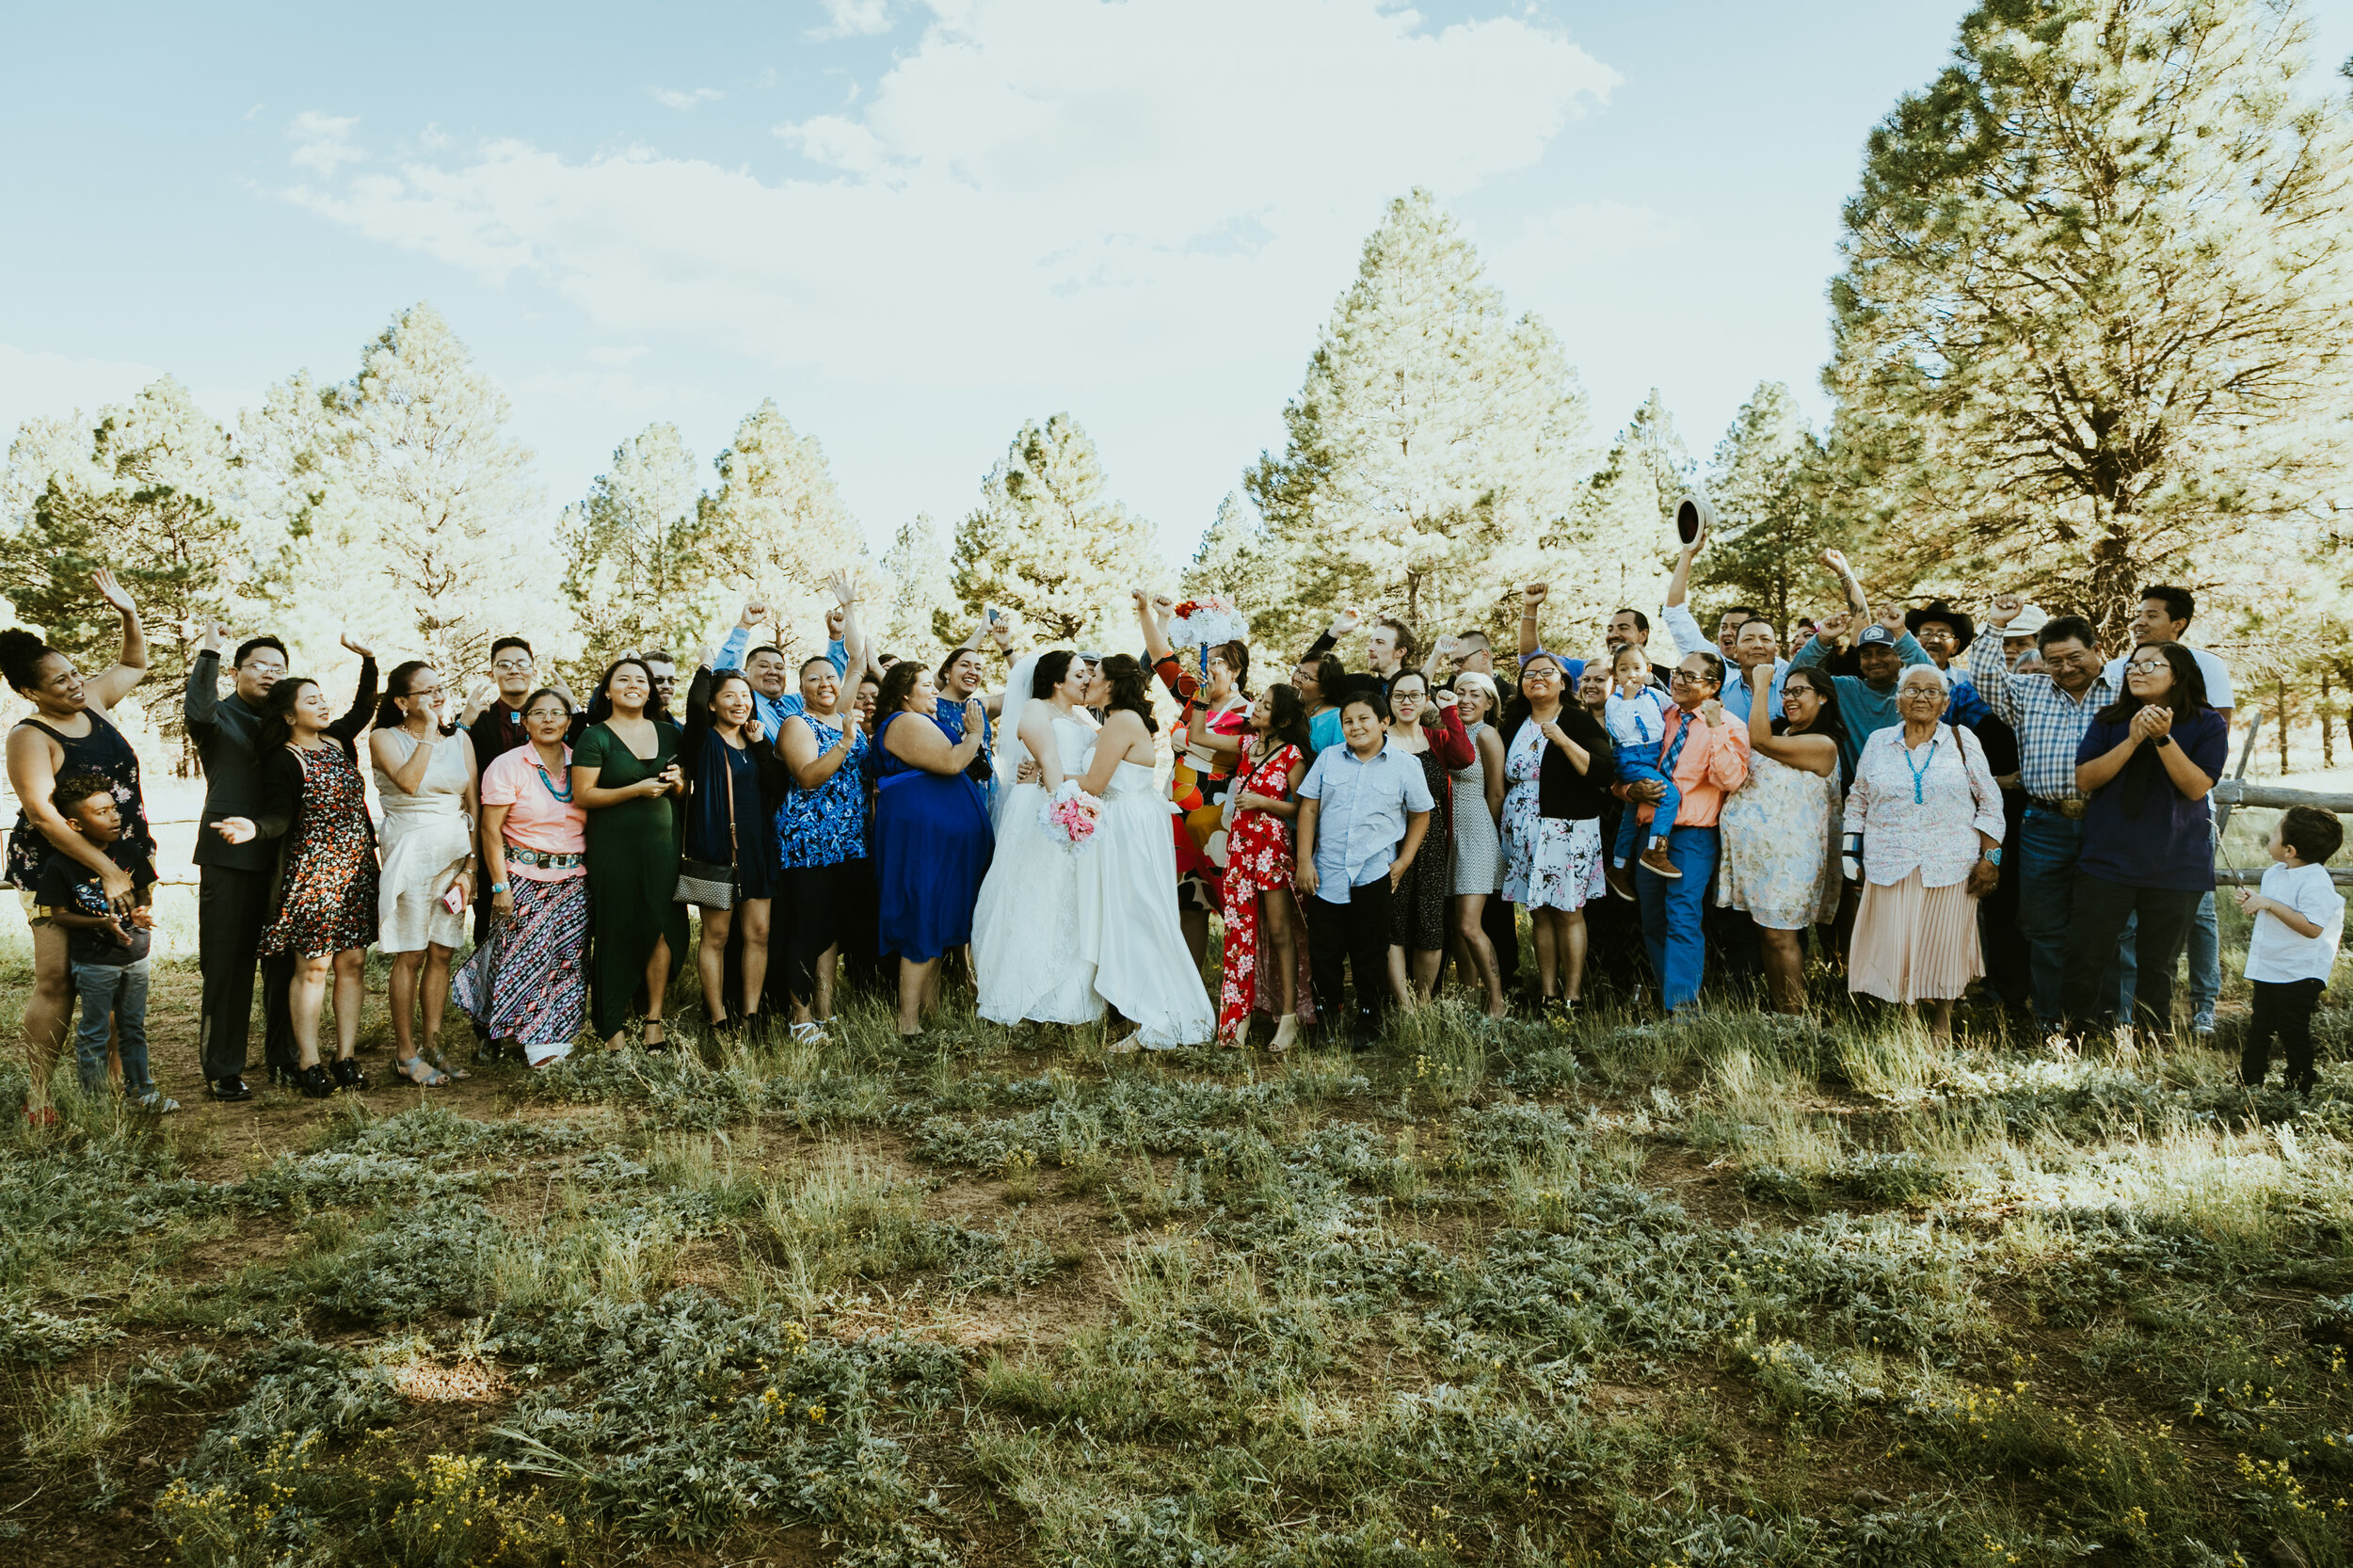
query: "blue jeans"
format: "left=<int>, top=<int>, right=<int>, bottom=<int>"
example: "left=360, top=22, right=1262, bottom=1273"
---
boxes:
left=1610, top=740, right=1680, bottom=867
left=2017, top=808, right=2125, bottom=1027
left=1636, top=824, right=1718, bottom=1011
left=2117, top=891, right=2219, bottom=1026
left=71, top=957, right=152, bottom=1096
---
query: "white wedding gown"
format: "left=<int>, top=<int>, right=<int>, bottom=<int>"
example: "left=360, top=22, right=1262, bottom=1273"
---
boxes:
left=1078, top=759, right=1216, bottom=1048
left=973, top=713, right=1107, bottom=1028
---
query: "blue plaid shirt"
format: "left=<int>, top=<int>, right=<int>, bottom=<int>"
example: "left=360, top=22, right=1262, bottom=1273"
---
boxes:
left=1967, top=636, right=2117, bottom=802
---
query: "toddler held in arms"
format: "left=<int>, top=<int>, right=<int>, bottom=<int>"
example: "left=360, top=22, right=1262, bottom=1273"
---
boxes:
left=2236, top=805, right=2345, bottom=1096
left=1603, top=644, right=1680, bottom=898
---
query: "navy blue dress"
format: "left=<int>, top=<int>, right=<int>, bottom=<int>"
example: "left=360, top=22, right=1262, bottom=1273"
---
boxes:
left=872, top=711, right=993, bottom=963
left=680, top=669, right=787, bottom=901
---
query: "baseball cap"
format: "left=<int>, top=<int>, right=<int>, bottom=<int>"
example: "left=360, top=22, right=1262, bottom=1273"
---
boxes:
left=1858, top=624, right=1898, bottom=648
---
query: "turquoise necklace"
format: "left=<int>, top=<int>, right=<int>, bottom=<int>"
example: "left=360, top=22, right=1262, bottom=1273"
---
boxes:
left=532, top=748, right=574, bottom=803
left=1899, top=731, right=1941, bottom=804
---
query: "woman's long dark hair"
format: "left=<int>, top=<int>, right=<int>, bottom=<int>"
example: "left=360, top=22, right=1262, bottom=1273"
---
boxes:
left=2095, top=642, right=2211, bottom=726
left=253, top=678, right=317, bottom=758
left=1303, top=652, right=1347, bottom=712
left=371, top=659, right=456, bottom=733
left=1263, top=682, right=1312, bottom=759
left=1774, top=665, right=1853, bottom=790
left=1497, top=652, right=1569, bottom=749
left=1210, top=639, right=1251, bottom=696
left=703, top=671, right=754, bottom=729
left=1387, top=669, right=1435, bottom=727
left=1098, top=653, right=1158, bottom=733
left=584, top=657, right=670, bottom=727
left=1031, top=649, right=1077, bottom=698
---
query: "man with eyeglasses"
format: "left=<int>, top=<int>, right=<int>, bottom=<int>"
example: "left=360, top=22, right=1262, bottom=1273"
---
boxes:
left=1616, top=652, right=1750, bottom=1012
left=1970, top=597, right=2123, bottom=1030
left=185, top=620, right=376, bottom=1099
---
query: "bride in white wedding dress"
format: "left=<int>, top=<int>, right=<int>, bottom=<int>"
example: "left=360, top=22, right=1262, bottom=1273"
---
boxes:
left=972, top=650, right=1106, bottom=1028
left=1075, top=654, right=1215, bottom=1049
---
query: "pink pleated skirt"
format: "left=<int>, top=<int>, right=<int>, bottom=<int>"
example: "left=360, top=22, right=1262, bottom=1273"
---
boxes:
left=1848, top=869, right=1982, bottom=1003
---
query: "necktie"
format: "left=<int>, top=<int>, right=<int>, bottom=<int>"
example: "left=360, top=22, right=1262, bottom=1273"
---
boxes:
left=1660, top=708, right=1692, bottom=778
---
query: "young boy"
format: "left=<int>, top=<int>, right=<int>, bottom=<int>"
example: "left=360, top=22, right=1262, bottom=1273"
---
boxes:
left=1295, top=696, right=1433, bottom=1047
left=34, top=774, right=175, bottom=1113
left=1604, top=644, right=1681, bottom=897
left=2235, top=805, right=2345, bottom=1096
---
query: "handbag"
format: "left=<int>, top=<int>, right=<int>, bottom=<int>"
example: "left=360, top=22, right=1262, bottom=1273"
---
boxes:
left=673, top=741, right=741, bottom=908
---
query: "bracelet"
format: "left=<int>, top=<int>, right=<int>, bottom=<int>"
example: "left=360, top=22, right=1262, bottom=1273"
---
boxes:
left=489, top=882, right=509, bottom=894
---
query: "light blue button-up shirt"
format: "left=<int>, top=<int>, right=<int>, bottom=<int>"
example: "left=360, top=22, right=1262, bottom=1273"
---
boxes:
left=1663, top=601, right=1786, bottom=721
left=715, top=625, right=848, bottom=733
left=1298, top=736, right=1435, bottom=903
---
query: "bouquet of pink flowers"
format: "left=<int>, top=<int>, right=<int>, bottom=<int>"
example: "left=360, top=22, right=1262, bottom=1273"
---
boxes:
left=1038, top=780, right=1104, bottom=853
left=1169, top=595, right=1248, bottom=649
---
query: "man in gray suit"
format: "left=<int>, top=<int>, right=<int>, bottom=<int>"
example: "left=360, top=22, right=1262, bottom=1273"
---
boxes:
left=185, top=624, right=376, bottom=1099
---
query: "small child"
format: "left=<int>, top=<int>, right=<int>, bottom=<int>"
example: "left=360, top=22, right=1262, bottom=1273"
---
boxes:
left=1604, top=644, right=1681, bottom=893
left=2236, top=805, right=2345, bottom=1096
left=33, top=774, right=175, bottom=1113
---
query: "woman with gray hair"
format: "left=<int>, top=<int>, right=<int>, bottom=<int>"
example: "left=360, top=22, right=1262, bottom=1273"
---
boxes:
left=1447, top=670, right=1509, bottom=1017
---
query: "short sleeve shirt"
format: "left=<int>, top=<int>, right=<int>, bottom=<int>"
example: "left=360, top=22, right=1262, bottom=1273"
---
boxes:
left=34, top=840, right=154, bottom=963
left=2246, top=861, right=2345, bottom=985
left=481, top=744, right=587, bottom=880
left=2073, top=709, right=2229, bottom=890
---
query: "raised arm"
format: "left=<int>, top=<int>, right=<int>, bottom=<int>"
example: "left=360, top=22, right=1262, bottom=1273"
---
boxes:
left=1428, top=692, right=1476, bottom=769
left=328, top=635, right=378, bottom=742
left=184, top=622, right=224, bottom=734
left=888, top=700, right=987, bottom=777
left=1818, top=548, right=1867, bottom=616
left=1298, top=608, right=1356, bottom=668
left=1136, top=590, right=1176, bottom=664
left=1968, top=600, right=2031, bottom=726
left=1748, top=683, right=1836, bottom=776
left=82, top=569, right=150, bottom=713
left=1789, top=610, right=1851, bottom=672
left=1516, top=583, right=1546, bottom=663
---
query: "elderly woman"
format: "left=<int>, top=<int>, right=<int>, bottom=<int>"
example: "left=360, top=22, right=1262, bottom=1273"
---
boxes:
left=1841, top=664, right=2004, bottom=1038
left=455, top=688, right=590, bottom=1068
left=1718, top=666, right=1848, bottom=1013
left=872, top=659, right=994, bottom=1036
left=1497, top=652, right=1614, bottom=1016
left=2059, top=642, right=2227, bottom=1042
left=1448, top=670, right=1510, bottom=1017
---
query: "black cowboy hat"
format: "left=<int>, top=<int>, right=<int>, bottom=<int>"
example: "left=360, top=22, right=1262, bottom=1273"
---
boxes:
left=1904, top=599, right=1975, bottom=653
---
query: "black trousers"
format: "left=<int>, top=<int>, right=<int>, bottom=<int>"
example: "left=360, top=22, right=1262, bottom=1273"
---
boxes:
left=1977, top=790, right=2032, bottom=1014
left=2060, top=874, right=2201, bottom=1036
left=1481, top=892, right=1519, bottom=989
left=1306, top=878, right=1394, bottom=1037
left=838, top=856, right=885, bottom=995
left=197, top=864, right=296, bottom=1081
left=776, top=861, right=863, bottom=1008
left=2242, top=977, right=2326, bottom=1092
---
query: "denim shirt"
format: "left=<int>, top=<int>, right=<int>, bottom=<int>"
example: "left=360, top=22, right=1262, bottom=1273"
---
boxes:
left=1298, top=737, right=1435, bottom=901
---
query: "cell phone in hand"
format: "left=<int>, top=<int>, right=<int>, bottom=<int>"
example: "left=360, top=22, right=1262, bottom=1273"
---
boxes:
left=440, top=882, right=467, bottom=914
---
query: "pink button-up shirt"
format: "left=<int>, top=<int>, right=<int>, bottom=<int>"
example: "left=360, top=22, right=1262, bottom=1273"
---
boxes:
left=1632, top=705, right=1752, bottom=829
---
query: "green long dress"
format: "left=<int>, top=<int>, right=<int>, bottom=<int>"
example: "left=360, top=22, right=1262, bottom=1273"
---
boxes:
left=576, top=719, right=690, bottom=1038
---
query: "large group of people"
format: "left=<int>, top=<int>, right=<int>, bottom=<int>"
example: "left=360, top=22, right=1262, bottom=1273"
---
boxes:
left=3, top=516, right=2345, bottom=1121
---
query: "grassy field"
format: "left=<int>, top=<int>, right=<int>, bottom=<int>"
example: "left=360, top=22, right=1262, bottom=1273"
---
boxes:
left=1, top=802, right=2350, bottom=1567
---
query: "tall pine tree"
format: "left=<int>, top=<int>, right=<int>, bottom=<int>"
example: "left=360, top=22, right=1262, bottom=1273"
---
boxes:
left=951, top=415, right=1158, bottom=646
left=706, top=399, right=865, bottom=662
left=1542, top=391, right=1688, bottom=649
left=880, top=511, right=958, bottom=656
left=1825, top=0, right=2353, bottom=640
left=559, top=422, right=725, bottom=671
left=1247, top=190, right=1592, bottom=654
left=1696, top=382, right=1823, bottom=640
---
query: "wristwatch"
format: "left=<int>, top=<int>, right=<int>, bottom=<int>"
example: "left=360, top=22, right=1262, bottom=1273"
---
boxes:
left=1982, top=847, right=2002, bottom=866
left=2152, top=733, right=2173, bottom=748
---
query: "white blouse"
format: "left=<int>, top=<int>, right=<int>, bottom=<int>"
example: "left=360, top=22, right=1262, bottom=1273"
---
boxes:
left=1841, top=723, right=2005, bottom=888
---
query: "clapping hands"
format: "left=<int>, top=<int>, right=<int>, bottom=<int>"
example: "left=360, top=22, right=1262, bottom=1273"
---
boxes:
left=2129, top=705, right=2173, bottom=744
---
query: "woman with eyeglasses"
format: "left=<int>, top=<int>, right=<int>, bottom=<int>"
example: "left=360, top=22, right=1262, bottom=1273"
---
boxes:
left=369, top=660, right=479, bottom=1086
left=454, top=688, right=590, bottom=1067
left=1841, top=664, right=2004, bottom=1039
left=1383, top=670, right=1476, bottom=1006
left=1497, top=652, right=1613, bottom=1017
left=2058, top=642, right=2226, bottom=1043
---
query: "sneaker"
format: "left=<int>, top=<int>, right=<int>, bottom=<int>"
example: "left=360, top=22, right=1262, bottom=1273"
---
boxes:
left=1640, top=842, right=1683, bottom=880
left=2192, top=1010, right=2217, bottom=1038
left=133, top=1091, right=181, bottom=1115
left=208, top=1075, right=253, bottom=1102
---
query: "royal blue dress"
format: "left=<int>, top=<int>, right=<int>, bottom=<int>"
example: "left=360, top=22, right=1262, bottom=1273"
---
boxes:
left=872, top=711, right=994, bottom=963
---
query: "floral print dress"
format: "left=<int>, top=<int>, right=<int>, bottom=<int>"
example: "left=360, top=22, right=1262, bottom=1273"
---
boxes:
left=1216, top=739, right=1315, bottom=1042
left=261, top=744, right=379, bottom=957
left=1500, top=719, right=1604, bottom=914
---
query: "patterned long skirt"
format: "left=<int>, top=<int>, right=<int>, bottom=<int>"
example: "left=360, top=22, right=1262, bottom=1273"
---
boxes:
left=453, top=873, right=590, bottom=1065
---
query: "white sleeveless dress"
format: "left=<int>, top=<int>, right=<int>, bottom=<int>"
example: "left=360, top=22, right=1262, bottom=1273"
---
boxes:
left=973, top=714, right=1107, bottom=1028
left=373, top=729, right=472, bottom=952
left=1078, top=758, right=1215, bottom=1048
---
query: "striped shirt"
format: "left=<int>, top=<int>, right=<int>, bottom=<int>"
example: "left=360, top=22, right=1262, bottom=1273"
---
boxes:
left=1966, top=636, right=2118, bottom=803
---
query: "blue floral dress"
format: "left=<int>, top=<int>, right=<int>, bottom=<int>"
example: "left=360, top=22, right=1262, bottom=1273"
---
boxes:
left=780, top=713, right=867, bottom=868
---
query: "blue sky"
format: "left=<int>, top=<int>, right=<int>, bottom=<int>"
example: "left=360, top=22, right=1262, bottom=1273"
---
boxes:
left=7, top=0, right=2350, bottom=566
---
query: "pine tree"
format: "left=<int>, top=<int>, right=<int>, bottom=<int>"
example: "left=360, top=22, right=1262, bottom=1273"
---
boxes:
left=1824, top=0, right=2353, bottom=641
left=1542, top=392, right=1688, bottom=648
left=559, top=423, right=725, bottom=672
left=1247, top=189, right=1593, bottom=655
left=950, top=415, right=1158, bottom=646
left=1183, top=492, right=1267, bottom=605
left=880, top=511, right=957, bottom=660
left=706, top=399, right=865, bottom=662
left=1696, top=382, right=1824, bottom=640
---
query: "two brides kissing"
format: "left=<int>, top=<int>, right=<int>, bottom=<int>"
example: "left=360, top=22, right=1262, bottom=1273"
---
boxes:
left=969, top=649, right=1215, bottom=1049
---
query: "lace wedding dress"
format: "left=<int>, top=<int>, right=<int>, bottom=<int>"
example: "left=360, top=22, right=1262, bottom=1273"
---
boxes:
left=973, top=709, right=1106, bottom=1028
left=1078, top=759, right=1216, bottom=1048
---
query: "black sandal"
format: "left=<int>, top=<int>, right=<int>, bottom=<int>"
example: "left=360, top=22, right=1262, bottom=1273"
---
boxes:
left=330, top=1058, right=368, bottom=1091
left=297, top=1064, right=335, bottom=1099
left=642, top=1021, right=670, bottom=1053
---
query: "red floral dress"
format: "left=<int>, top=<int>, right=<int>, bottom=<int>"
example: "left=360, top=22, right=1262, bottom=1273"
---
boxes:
left=1154, top=655, right=1249, bottom=913
left=1217, top=739, right=1315, bottom=1043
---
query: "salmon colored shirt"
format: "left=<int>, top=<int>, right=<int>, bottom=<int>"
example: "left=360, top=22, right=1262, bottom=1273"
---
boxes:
left=1628, top=704, right=1752, bottom=829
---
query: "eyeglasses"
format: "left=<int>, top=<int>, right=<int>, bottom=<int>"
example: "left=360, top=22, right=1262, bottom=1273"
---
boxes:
left=492, top=658, right=533, bottom=673
left=2125, top=659, right=2169, bottom=674
left=1668, top=670, right=1716, bottom=687
left=1897, top=686, right=1945, bottom=699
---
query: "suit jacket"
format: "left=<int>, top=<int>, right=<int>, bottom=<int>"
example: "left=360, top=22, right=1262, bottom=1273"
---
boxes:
left=185, top=653, right=379, bottom=873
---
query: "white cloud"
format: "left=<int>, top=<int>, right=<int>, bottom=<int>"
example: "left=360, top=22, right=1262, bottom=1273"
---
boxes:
left=812, top=0, right=892, bottom=38
left=286, top=110, right=363, bottom=176
left=1487, top=200, right=1680, bottom=293
left=275, top=0, right=1617, bottom=393
left=0, top=343, right=167, bottom=440
left=651, top=86, right=726, bottom=111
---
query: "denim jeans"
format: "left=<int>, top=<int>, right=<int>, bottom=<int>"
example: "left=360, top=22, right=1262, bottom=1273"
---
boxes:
left=2017, top=808, right=2125, bottom=1027
left=71, top=957, right=152, bottom=1096
left=2117, top=891, right=2220, bottom=1026
left=1636, top=824, right=1718, bottom=1011
left=1609, top=739, right=1679, bottom=867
